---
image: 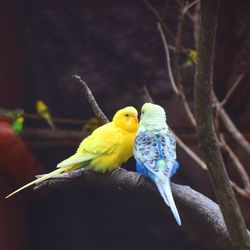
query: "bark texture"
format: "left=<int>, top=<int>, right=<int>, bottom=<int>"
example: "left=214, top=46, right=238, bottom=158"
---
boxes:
left=194, top=0, right=250, bottom=249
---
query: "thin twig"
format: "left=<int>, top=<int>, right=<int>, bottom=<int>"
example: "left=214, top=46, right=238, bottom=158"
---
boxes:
left=213, top=93, right=250, bottom=156
left=179, top=88, right=197, bottom=127
left=173, top=131, right=207, bottom=170
left=183, top=0, right=200, bottom=14
left=174, top=0, right=185, bottom=86
left=193, top=2, right=200, bottom=48
left=220, top=133, right=250, bottom=191
left=220, top=74, right=244, bottom=107
left=72, top=75, right=109, bottom=124
left=157, top=22, right=180, bottom=96
left=142, top=85, right=153, bottom=103
left=157, top=22, right=197, bottom=127
left=143, top=0, right=176, bottom=43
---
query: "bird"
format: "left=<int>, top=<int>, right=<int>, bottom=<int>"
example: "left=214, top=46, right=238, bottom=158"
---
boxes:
left=83, top=117, right=102, bottom=132
left=36, top=100, right=56, bottom=130
left=6, top=106, right=138, bottom=198
left=134, top=103, right=181, bottom=226
left=12, top=115, right=24, bottom=135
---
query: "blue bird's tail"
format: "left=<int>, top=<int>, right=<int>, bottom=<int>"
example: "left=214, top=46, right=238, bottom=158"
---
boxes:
left=155, top=178, right=181, bottom=226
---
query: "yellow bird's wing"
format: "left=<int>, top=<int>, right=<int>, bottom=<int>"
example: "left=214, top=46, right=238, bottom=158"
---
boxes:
left=57, top=122, right=122, bottom=168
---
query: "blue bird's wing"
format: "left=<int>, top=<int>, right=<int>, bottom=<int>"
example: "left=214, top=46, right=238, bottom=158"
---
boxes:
left=134, top=130, right=178, bottom=177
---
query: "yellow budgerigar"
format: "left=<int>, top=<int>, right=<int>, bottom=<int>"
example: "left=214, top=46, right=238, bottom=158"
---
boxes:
left=36, top=100, right=56, bottom=130
left=6, top=106, right=138, bottom=198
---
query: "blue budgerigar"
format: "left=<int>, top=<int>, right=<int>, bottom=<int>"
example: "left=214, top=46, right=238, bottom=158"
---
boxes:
left=134, top=103, right=181, bottom=226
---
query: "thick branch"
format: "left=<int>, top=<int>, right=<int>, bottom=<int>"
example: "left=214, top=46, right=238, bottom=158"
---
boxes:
left=194, top=1, right=250, bottom=249
left=35, top=167, right=236, bottom=249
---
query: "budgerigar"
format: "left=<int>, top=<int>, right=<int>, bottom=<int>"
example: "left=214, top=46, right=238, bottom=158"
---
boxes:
left=12, top=115, right=24, bottom=135
left=134, top=103, right=181, bottom=226
left=36, top=100, right=56, bottom=130
left=6, top=106, right=138, bottom=198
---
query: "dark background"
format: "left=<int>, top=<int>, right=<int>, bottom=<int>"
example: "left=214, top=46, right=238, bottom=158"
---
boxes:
left=1, top=1, right=250, bottom=249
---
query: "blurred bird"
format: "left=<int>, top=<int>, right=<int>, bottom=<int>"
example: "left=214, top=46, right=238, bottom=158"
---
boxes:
left=134, top=103, right=181, bottom=226
left=0, top=108, right=24, bottom=134
left=83, top=117, right=102, bottom=132
left=186, top=49, right=197, bottom=62
left=12, top=115, right=24, bottom=135
left=36, top=100, right=56, bottom=130
left=6, top=106, right=138, bottom=198
left=0, top=108, right=24, bottom=120
left=182, top=49, right=197, bottom=67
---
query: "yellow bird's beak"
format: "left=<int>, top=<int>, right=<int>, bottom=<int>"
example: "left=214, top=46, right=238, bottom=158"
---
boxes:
left=131, top=114, right=137, bottom=118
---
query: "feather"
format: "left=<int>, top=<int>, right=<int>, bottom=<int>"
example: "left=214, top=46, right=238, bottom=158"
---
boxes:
left=57, top=154, right=97, bottom=168
left=5, top=165, right=73, bottom=199
left=161, top=180, right=181, bottom=226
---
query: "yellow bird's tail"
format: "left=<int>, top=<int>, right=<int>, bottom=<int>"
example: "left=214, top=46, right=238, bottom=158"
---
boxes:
left=5, top=165, right=72, bottom=199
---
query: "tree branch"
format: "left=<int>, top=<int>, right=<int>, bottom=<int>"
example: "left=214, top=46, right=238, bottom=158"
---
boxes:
left=157, top=22, right=180, bottom=96
left=143, top=0, right=176, bottom=43
left=220, top=133, right=250, bottom=193
left=194, top=1, right=250, bottom=248
left=34, top=167, right=237, bottom=250
left=23, top=113, right=87, bottom=126
left=213, top=93, right=250, bottom=156
left=72, top=75, right=109, bottom=124
left=157, top=22, right=197, bottom=127
left=220, top=74, right=244, bottom=107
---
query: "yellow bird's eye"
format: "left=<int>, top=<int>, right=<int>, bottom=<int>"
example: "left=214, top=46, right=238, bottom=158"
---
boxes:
left=125, top=114, right=129, bottom=117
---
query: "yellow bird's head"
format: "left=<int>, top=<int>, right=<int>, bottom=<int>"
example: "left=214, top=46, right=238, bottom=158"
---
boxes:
left=113, top=106, right=138, bottom=132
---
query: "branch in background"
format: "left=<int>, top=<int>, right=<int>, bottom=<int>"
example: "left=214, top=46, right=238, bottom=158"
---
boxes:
left=142, top=85, right=153, bottom=103
left=143, top=0, right=176, bottom=43
left=23, top=113, right=86, bottom=126
left=194, top=0, right=250, bottom=248
left=72, top=75, right=109, bottom=124
left=213, top=93, right=250, bottom=156
left=219, top=134, right=250, bottom=193
left=35, top=167, right=235, bottom=250
left=157, top=22, right=180, bottom=96
left=220, top=74, right=244, bottom=107
left=23, top=128, right=88, bottom=140
left=157, top=22, right=197, bottom=128
left=174, top=131, right=207, bottom=170
left=182, top=0, right=200, bottom=14
left=173, top=0, right=185, bottom=86
left=193, top=2, right=200, bottom=49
